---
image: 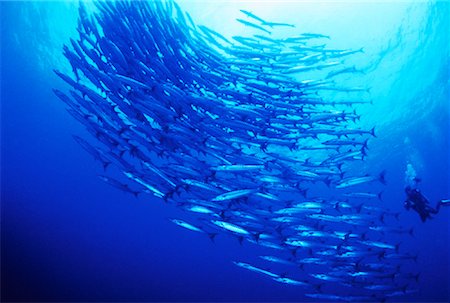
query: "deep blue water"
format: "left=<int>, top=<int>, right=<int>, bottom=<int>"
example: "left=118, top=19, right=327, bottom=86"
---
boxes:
left=1, top=1, right=449, bottom=302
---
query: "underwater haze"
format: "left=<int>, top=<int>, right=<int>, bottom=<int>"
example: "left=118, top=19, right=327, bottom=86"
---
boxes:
left=1, top=0, right=449, bottom=302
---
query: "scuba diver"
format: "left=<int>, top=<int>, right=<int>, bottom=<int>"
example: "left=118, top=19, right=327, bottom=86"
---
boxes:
left=404, top=181, right=450, bottom=222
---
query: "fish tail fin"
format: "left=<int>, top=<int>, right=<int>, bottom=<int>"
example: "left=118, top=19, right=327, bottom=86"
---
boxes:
left=371, top=126, right=376, bottom=137
left=395, top=242, right=401, bottom=253
left=379, top=170, right=387, bottom=185
left=344, top=231, right=352, bottom=240
left=237, top=236, right=244, bottom=245
left=415, top=273, right=420, bottom=282
left=162, top=193, right=170, bottom=203
left=362, top=138, right=369, bottom=151
left=208, top=233, right=217, bottom=242
left=360, top=231, right=368, bottom=240
left=356, top=203, right=364, bottom=213
left=253, top=232, right=262, bottom=242
left=102, top=161, right=111, bottom=171
left=377, top=191, right=383, bottom=201
left=361, top=146, right=367, bottom=158
left=290, top=248, right=298, bottom=257
left=355, top=258, right=363, bottom=270
left=300, top=188, right=308, bottom=198
left=315, top=283, right=323, bottom=293
left=333, top=202, right=341, bottom=212
left=288, top=142, right=297, bottom=151
left=263, top=160, right=272, bottom=171
left=402, top=284, right=408, bottom=294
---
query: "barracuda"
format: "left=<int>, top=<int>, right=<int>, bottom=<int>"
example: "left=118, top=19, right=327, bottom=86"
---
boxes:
left=211, top=220, right=250, bottom=235
left=212, top=188, right=256, bottom=202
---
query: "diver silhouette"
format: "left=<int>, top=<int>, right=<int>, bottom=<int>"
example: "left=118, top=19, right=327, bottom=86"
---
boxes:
left=404, top=184, right=450, bottom=222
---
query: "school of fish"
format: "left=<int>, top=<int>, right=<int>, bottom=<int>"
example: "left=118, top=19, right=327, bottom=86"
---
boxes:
left=54, top=1, right=419, bottom=301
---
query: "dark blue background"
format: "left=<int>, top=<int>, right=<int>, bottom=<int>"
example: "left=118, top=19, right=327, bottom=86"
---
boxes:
left=1, top=1, right=449, bottom=302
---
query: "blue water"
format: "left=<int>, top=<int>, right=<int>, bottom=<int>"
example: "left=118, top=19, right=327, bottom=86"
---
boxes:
left=1, top=1, right=449, bottom=302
